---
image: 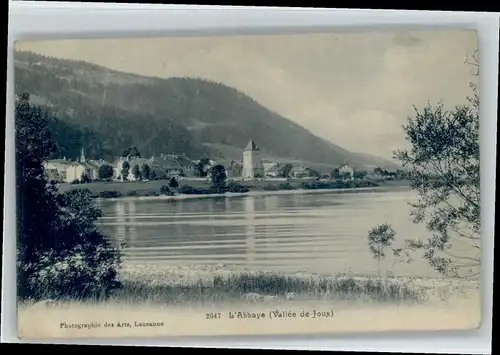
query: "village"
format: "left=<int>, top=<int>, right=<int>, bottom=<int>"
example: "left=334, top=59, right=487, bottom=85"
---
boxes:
left=43, top=139, right=395, bottom=187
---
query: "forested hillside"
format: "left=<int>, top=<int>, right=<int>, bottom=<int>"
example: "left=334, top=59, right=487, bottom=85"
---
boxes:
left=14, top=50, right=397, bottom=169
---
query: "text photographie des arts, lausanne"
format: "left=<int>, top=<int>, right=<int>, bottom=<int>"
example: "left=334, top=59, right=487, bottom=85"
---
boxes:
left=13, top=29, right=481, bottom=339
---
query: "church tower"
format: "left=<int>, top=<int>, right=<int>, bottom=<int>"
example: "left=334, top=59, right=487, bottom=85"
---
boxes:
left=80, top=148, right=86, bottom=163
left=242, top=140, right=264, bottom=179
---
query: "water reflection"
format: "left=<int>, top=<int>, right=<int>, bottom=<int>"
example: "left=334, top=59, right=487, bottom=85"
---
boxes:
left=127, top=200, right=137, bottom=243
left=96, top=190, right=459, bottom=277
left=244, top=197, right=256, bottom=261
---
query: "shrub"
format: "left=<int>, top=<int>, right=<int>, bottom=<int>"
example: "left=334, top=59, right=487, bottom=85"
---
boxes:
left=168, top=177, right=179, bottom=189
left=71, top=179, right=80, bottom=185
left=226, top=181, right=250, bottom=193
left=126, top=190, right=137, bottom=196
left=263, top=184, right=278, bottom=191
left=20, top=241, right=123, bottom=300
left=99, top=190, right=122, bottom=199
left=179, top=185, right=196, bottom=194
left=160, top=185, right=173, bottom=196
left=278, top=182, right=294, bottom=190
left=15, top=96, right=123, bottom=301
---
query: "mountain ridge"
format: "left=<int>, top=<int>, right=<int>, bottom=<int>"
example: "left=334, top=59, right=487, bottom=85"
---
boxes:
left=14, top=50, right=398, bottom=171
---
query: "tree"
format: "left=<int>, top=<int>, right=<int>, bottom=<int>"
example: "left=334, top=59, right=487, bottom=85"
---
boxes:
left=122, top=146, right=141, bottom=158
left=195, top=158, right=210, bottom=178
left=393, top=53, right=480, bottom=278
left=15, top=94, right=122, bottom=300
left=281, top=164, right=293, bottom=178
left=342, top=172, right=352, bottom=181
left=230, top=160, right=243, bottom=177
left=367, top=224, right=396, bottom=277
left=353, top=170, right=367, bottom=180
left=331, top=168, right=342, bottom=180
left=306, top=168, right=320, bottom=178
left=80, top=171, right=91, bottom=183
left=210, top=164, right=227, bottom=188
left=150, top=169, right=157, bottom=180
left=121, top=161, right=130, bottom=181
left=98, top=164, right=114, bottom=180
left=168, top=176, right=179, bottom=188
left=132, top=164, right=142, bottom=181
left=141, top=164, right=151, bottom=180
left=373, top=167, right=385, bottom=176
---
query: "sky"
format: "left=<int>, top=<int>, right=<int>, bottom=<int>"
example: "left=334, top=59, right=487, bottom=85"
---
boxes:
left=15, top=29, right=478, bottom=159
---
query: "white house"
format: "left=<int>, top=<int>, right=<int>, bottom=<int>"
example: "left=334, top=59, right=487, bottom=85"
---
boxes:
left=44, top=159, right=72, bottom=182
left=337, top=164, right=355, bottom=180
left=242, top=140, right=264, bottom=179
left=43, top=149, right=98, bottom=183
left=64, top=162, right=98, bottom=182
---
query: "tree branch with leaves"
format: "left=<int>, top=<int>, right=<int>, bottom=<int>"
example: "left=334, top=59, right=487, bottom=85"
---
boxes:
left=391, top=51, right=480, bottom=278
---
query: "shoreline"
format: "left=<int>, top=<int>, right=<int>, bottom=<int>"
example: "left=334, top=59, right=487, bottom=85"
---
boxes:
left=58, top=177, right=411, bottom=201
left=20, top=263, right=479, bottom=307
left=117, top=263, right=480, bottom=294
left=94, top=185, right=410, bottom=202
left=17, top=263, right=481, bottom=339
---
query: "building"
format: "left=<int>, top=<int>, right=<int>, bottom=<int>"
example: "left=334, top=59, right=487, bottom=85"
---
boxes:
left=65, top=149, right=99, bottom=182
left=337, top=163, right=355, bottom=180
left=44, top=159, right=72, bottom=182
left=44, top=149, right=99, bottom=183
left=242, top=139, right=264, bottom=179
left=289, top=165, right=309, bottom=179
left=65, top=161, right=99, bottom=182
left=264, top=162, right=282, bottom=178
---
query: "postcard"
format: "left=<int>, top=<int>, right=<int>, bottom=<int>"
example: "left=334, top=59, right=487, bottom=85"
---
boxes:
left=13, top=29, right=481, bottom=339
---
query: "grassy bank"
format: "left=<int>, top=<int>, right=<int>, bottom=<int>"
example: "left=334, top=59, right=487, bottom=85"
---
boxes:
left=22, top=264, right=478, bottom=307
left=56, top=178, right=403, bottom=199
left=115, top=272, right=427, bottom=305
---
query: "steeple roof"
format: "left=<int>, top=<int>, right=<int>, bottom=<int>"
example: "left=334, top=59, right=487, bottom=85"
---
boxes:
left=244, top=140, right=259, bottom=151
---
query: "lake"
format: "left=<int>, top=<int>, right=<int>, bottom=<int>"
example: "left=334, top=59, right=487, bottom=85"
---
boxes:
left=96, top=189, right=444, bottom=278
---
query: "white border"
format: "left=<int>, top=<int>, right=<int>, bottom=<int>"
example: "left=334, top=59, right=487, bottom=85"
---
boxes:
left=3, top=2, right=498, bottom=353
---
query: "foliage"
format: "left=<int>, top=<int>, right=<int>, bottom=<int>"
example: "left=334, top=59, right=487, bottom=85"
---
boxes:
left=305, top=168, right=320, bottom=177
left=390, top=54, right=480, bottom=278
left=121, top=161, right=130, bottom=181
left=331, top=168, right=341, bottom=180
left=194, top=158, right=210, bottom=178
left=278, top=182, right=295, bottom=190
left=99, top=190, right=122, bottom=199
left=160, top=185, right=172, bottom=195
left=132, top=164, right=142, bottom=180
left=280, top=164, right=293, bottom=178
left=210, top=164, right=227, bottom=187
left=141, top=163, right=151, bottom=180
left=80, top=172, right=91, bottom=183
left=353, top=170, right=368, bottom=179
left=168, top=176, right=179, bottom=189
left=342, top=172, right=352, bottom=180
left=367, top=224, right=396, bottom=277
left=301, top=180, right=378, bottom=190
left=98, top=164, right=114, bottom=180
left=15, top=94, right=123, bottom=301
left=226, top=181, right=250, bottom=193
left=122, top=146, right=141, bottom=158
